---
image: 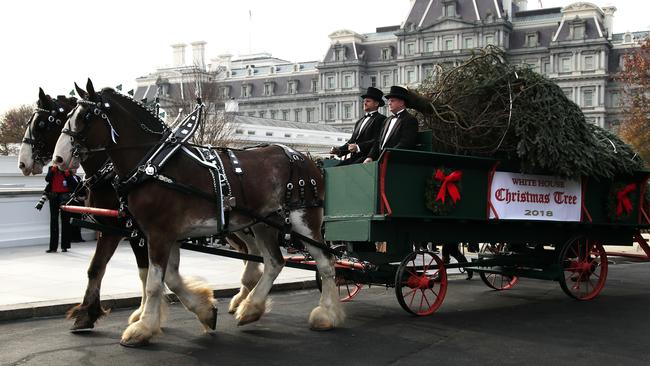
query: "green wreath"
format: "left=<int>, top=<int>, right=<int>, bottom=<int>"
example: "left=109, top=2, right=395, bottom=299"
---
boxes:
left=425, top=167, right=463, bottom=216
left=606, top=181, right=638, bottom=221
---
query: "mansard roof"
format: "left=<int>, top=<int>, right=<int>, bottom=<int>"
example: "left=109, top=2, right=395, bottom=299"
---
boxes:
left=404, top=0, right=505, bottom=30
left=553, top=15, right=605, bottom=42
left=510, top=26, right=559, bottom=49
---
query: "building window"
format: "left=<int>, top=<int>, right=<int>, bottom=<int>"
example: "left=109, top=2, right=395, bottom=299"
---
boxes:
left=311, top=79, right=318, bottom=92
left=307, top=108, right=315, bottom=122
left=485, top=35, right=494, bottom=46
left=584, top=55, right=594, bottom=70
left=258, top=111, right=265, bottom=118
left=220, top=86, right=231, bottom=98
left=343, top=104, right=352, bottom=119
left=343, top=73, right=353, bottom=88
left=464, top=38, right=474, bottom=49
left=425, top=41, right=434, bottom=53
left=334, top=46, right=346, bottom=61
left=235, top=129, right=244, bottom=134
left=381, top=47, right=392, bottom=60
left=264, top=83, right=274, bottom=96
left=610, top=92, right=620, bottom=108
left=382, top=73, right=391, bottom=87
left=294, top=109, right=301, bottom=122
left=583, top=89, right=594, bottom=107
left=624, top=33, right=633, bottom=43
left=370, top=76, right=377, bottom=87
left=284, top=133, right=291, bottom=138
left=574, top=26, right=584, bottom=39
left=241, top=84, right=252, bottom=97
left=406, top=69, right=416, bottom=84
left=423, top=65, right=435, bottom=80
left=247, top=112, right=255, bottom=117
left=326, top=104, right=336, bottom=120
left=265, top=131, right=273, bottom=136
left=288, top=81, right=298, bottom=94
left=247, top=130, right=256, bottom=135
left=444, top=1, right=456, bottom=17
left=326, top=75, right=336, bottom=90
left=406, top=43, right=415, bottom=56
left=270, top=110, right=276, bottom=119
left=444, top=39, right=454, bottom=51
left=282, top=110, right=289, bottom=120
left=562, top=87, right=573, bottom=101
left=561, top=57, right=572, bottom=72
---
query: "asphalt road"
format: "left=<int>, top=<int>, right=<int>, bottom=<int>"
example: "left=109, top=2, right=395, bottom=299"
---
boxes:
left=1, top=262, right=649, bottom=366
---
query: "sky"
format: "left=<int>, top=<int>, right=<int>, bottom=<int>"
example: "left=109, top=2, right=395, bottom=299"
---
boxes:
left=0, top=0, right=648, bottom=116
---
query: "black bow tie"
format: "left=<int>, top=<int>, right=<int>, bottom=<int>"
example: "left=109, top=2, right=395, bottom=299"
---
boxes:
left=364, top=112, right=374, bottom=118
left=392, top=113, right=400, bottom=118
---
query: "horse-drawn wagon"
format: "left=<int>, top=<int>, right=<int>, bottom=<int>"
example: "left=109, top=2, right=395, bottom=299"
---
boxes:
left=320, top=141, right=650, bottom=315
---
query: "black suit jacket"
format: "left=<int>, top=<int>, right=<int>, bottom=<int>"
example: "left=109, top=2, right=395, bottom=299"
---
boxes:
left=367, top=110, right=418, bottom=161
left=336, top=112, right=386, bottom=164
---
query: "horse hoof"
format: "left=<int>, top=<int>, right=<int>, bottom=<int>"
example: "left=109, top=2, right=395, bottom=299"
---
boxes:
left=236, top=312, right=261, bottom=326
left=70, top=322, right=94, bottom=332
left=209, top=305, right=218, bottom=330
left=309, top=320, right=334, bottom=331
left=120, top=338, right=150, bottom=348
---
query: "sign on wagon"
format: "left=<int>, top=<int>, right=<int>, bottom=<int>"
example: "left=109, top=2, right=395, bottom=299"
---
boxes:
left=489, top=172, right=581, bottom=221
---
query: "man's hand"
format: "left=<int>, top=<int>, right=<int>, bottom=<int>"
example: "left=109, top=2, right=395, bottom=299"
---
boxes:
left=348, top=143, right=359, bottom=153
left=329, top=146, right=340, bottom=155
left=363, top=157, right=373, bottom=164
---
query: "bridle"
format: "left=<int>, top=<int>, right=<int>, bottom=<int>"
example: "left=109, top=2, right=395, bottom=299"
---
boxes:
left=23, top=103, right=67, bottom=166
left=61, top=92, right=169, bottom=161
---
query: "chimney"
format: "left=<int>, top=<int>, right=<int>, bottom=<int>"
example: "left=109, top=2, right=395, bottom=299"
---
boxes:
left=602, top=6, right=616, bottom=40
left=191, top=41, right=207, bottom=69
left=171, top=43, right=186, bottom=67
left=513, top=0, right=528, bottom=12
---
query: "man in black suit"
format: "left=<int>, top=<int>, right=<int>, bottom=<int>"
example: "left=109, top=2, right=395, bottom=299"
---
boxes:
left=364, top=86, right=418, bottom=163
left=330, top=87, right=386, bottom=165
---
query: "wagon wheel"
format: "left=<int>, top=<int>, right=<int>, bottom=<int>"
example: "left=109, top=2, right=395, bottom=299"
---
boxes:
left=479, top=243, right=519, bottom=290
left=558, top=236, right=608, bottom=301
left=394, top=250, right=447, bottom=316
left=315, top=244, right=362, bottom=302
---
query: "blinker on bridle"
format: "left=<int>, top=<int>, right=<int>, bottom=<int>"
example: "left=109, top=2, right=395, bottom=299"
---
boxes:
left=22, top=103, right=67, bottom=164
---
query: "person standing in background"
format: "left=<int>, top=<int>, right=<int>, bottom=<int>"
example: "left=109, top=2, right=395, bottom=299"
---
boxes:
left=43, top=165, right=73, bottom=253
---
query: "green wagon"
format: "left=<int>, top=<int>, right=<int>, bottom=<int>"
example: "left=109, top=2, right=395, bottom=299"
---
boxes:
left=322, top=145, right=650, bottom=316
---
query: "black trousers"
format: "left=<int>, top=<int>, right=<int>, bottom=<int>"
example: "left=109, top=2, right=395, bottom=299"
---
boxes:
left=48, top=193, right=72, bottom=251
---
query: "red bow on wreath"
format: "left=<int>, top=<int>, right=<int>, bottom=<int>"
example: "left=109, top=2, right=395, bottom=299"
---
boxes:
left=616, top=183, right=637, bottom=217
left=434, top=169, right=462, bottom=203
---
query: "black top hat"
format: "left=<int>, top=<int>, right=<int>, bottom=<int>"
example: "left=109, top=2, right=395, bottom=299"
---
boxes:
left=384, top=86, right=410, bottom=105
left=360, top=87, right=385, bottom=107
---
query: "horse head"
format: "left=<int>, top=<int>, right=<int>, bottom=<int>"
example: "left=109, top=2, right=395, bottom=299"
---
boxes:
left=18, top=88, right=77, bottom=175
left=53, top=79, right=165, bottom=174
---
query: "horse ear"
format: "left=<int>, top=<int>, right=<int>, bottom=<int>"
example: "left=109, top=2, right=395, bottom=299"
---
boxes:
left=75, top=82, right=88, bottom=100
left=86, top=78, right=97, bottom=100
left=38, top=87, right=47, bottom=103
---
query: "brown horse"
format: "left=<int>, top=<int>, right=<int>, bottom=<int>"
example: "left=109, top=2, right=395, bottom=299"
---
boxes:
left=53, top=79, right=343, bottom=347
left=18, top=88, right=150, bottom=330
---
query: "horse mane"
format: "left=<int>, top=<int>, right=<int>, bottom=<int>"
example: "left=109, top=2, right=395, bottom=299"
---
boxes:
left=37, top=94, right=77, bottom=110
left=99, top=87, right=167, bottom=131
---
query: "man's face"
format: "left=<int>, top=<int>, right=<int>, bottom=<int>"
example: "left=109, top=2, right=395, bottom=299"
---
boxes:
left=363, top=98, right=379, bottom=112
left=388, top=97, right=405, bottom=114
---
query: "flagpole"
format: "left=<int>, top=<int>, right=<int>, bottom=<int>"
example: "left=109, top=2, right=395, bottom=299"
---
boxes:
left=248, top=9, right=252, bottom=54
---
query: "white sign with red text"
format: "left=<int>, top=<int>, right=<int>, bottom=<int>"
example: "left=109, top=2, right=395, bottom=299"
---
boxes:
left=489, top=172, right=582, bottom=221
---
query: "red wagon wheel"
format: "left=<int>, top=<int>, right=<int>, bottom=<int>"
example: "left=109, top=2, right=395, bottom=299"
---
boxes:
left=395, top=250, right=447, bottom=316
left=479, top=243, right=519, bottom=290
left=559, top=236, right=608, bottom=301
left=315, top=270, right=362, bottom=302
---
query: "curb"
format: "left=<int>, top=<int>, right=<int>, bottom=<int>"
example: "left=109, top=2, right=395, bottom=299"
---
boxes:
left=0, top=280, right=317, bottom=322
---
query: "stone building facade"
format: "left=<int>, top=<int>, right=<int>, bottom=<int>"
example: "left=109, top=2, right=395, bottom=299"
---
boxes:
left=135, top=0, right=648, bottom=133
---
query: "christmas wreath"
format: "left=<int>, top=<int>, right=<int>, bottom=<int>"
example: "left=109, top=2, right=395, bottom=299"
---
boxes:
left=425, top=167, right=463, bottom=215
left=606, top=181, right=638, bottom=221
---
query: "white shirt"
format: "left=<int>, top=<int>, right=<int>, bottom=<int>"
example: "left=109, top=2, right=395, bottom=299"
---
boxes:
left=381, top=109, right=405, bottom=149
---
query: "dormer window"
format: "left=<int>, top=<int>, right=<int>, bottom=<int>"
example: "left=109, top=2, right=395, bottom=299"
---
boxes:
left=443, top=0, right=456, bottom=17
left=246, top=65, right=255, bottom=76
left=293, top=63, right=301, bottom=72
left=624, top=32, right=633, bottom=43
left=263, top=82, right=275, bottom=96
left=526, top=32, right=539, bottom=47
left=288, top=80, right=299, bottom=94
left=333, top=45, right=347, bottom=61
left=241, top=84, right=252, bottom=98
left=381, top=47, right=393, bottom=60
left=569, top=18, right=587, bottom=40
left=220, top=86, right=231, bottom=98
left=269, top=66, right=276, bottom=74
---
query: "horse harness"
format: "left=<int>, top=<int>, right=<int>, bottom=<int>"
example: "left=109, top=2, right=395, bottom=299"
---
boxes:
left=90, top=104, right=330, bottom=254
